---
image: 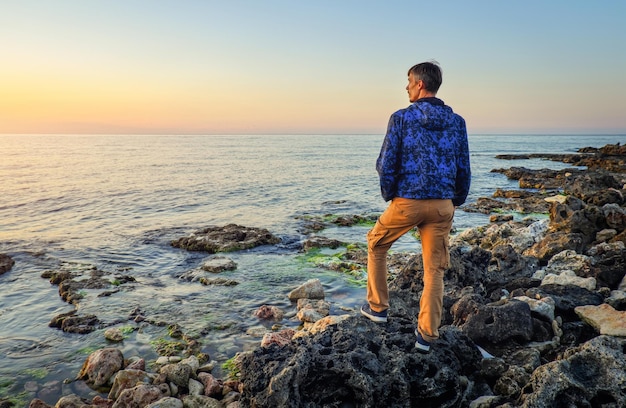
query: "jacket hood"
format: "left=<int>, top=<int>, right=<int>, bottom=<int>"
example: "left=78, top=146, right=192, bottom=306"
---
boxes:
left=412, top=97, right=457, bottom=131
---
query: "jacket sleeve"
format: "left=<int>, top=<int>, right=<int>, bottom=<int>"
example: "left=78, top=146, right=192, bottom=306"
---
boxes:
left=452, top=118, right=471, bottom=207
left=376, top=113, right=402, bottom=201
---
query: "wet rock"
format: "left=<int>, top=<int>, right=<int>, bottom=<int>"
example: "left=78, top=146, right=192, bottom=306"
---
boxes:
left=160, top=362, right=192, bottom=388
left=49, top=310, right=100, bottom=334
left=108, top=369, right=154, bottom=400
left=301, top=236, right=346, bottom=251
left=254, top=305, right=284, bottom=321
left=77, top=347, right=124, bottom=388
left=296, top=298, right=330, bottom=323
left=197, top=372, right=223, bottom=398
left=0, top=253, right=15, bottom=274
left=575, top=303, right=626, bottom=336
left=287, top=278, right=324, bottom=300
left=201, top=256, right=237, bottom=273
left=199, top=277, right=239, bottom=286
left=519, top=335, right=626, bottom=407
left=146, top=397, right=184, bottom=408
left=111, top=384, right=170, bottom=408
left=171, top=224, right=280, bottom=253
left=260, top=329, right=296, bottom=348
left=28, top=399, right=52, bottom=408
left=105, top=327, right=124, bottom=342
left=53, top=394, right=91, bottom=407
left=180, top=395, right=222, bottom=408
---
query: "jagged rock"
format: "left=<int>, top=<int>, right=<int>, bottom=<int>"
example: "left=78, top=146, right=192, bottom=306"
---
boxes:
left=575, top=303, right=626, bottom=336
left=171, top=224, right=280, bottom=253
left=524, top=232, right=585, bottom=264
left=526, top=284, right=605, bottom=322
left=453, top=297, right=534, bottom=346
left=519, top=336, right=626, bottom=407
left=239, top=307, right=487, bottom=408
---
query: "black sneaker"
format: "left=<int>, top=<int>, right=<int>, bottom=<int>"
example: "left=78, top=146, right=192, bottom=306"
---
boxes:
left=360, top=304, right=388, bottom=323
left=415, top=330, right=431, bottom=353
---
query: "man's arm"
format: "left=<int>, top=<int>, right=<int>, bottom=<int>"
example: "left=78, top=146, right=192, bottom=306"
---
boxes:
left=376, top=114, right=402, bottom=201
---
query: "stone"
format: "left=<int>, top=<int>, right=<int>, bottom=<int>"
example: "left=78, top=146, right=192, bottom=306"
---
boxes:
left=201, top=256, right=237, bottom=272
left=77, top=348, right=124, bottom=388
left=519, top=336, right=626, bottom=407
left=104, top=327, right=124, bottom=342
left=180, top=395, right=222, bottom=408
left=145, top=397, right=184, bottom=408
left=0, top=253, right=15, bottom=274
left=254, top=305, right=284, bottom=321
left=455, top=299, right=534, bottom=345
left=188, top=378, right=204, bottom=396
left=197, top=372, right=223, bottom=398
left=541, top=270, right=596, bottom=291
left=160, top=362, right=192, bottom=388
left=513, top=295, right=556, bottom=321
left=287, top=278, right=324, bottom=300
left=171, top=224, right=280, bottom=253
left=108, top=369, right=154, bottom=400
left=575, top=303, right=626, bottom=336
left=260, top=329, right=296, bottom=348
left=52, top=394, right=90, bottom=407
left=295, top=298, right=330, bottom=323
left=112, top=384, right=170, bottom=408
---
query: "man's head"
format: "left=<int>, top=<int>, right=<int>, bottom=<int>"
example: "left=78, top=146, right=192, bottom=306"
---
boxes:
left=406, top=61, right=442, bottom=102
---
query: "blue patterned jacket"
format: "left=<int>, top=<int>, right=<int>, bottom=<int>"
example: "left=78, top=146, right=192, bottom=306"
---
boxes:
left=376, top=97, right=471, bottom=206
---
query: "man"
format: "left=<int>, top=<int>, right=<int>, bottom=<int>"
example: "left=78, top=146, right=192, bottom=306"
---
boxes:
left=360, top=61, right=471, bottom=353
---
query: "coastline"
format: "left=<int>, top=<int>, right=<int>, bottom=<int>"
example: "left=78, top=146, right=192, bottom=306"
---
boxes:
left=2, top=142, right=626, bottom=407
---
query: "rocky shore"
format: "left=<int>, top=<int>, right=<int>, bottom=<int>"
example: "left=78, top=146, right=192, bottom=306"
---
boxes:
left=3, top=143, right=626, bottom=407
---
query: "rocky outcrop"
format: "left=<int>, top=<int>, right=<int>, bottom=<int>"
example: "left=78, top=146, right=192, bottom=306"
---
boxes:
left=171, top=224, right=281, bottom=252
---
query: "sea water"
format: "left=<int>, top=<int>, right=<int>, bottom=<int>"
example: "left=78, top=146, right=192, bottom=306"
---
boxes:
left=0, top=133, right=623, bottom=402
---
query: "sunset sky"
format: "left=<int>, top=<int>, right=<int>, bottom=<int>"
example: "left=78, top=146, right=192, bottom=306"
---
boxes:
left=1, top=1, right=625, bottom=135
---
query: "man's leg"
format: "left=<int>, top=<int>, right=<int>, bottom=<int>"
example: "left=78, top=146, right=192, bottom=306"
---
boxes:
left=417, top=200, right=454, bottom=342
left=366, top=198, right=422, bottom=312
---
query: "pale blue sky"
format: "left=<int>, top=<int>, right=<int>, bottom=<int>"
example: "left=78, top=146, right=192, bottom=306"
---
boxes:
left=1, top=1, right=625, bottom=134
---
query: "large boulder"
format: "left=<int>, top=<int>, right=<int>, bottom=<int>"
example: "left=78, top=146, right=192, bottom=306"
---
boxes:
left=238, top=292, right=487, bottom=408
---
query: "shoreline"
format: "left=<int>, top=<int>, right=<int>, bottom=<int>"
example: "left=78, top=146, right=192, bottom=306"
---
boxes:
left=2, top=142, right=625, bottom=407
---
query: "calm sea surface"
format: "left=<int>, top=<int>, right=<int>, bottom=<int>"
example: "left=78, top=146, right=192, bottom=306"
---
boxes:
left=0, top=133, right=624, bottom=402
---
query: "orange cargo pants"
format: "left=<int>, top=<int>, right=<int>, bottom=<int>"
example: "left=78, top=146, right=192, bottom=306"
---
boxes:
left=366, top=198, right=454, bottom=342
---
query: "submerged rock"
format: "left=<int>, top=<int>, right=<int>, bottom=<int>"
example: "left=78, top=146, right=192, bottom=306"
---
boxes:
left=0, top=253, right=14, bottom=274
